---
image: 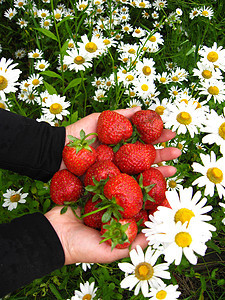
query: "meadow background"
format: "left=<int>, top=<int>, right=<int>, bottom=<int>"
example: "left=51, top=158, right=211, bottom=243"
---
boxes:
left=0, top=0, right=225, bottom=299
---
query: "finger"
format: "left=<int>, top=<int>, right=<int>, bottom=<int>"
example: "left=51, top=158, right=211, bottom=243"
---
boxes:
left=155, top=165, right=177, bottom=178
left=154, top=147, right=181, bottom=163
left=153, top=129, right=176, bottom=144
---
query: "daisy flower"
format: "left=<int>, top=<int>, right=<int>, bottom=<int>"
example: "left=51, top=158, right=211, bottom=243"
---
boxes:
left=198, top=42, right=225, bottom=71
left=4, top=8, right=17, bottom=20
left=36, top=115, right=55, bottom=126
left=148, top=282, right=181, bottom=299
left=168, top=85, right=182, bottom=98
left=34, top=59, right=50, bottom=71
left=17, top=18, right=28, bottom=28
left=142, top=11, right=150, bottom=19
left=132, top=27, right=147, bottom=38
left=169, top=67, right=188, bottom=83
left=68, top=281, right=98, bottom=300
left=136, top=0, right=151, bottom=9
left=134, top=79, right=156, bottom=100
left=42, top=94, right=70, bottom=121
left=169, top=138, right=188, bottom=153
left=118, top=245, right=170, bottom=297
left=14, top=0, right=27, bottom=9
left=176, top=8, right=183, bottom=16
left=192, top=151, right=225, bottom=199
left=76, top=0, right=89, bottom=11
left=192, top=61, right=223, bottom=82
left=127, top=98, right=143, bottom=108
left=152, top=11, right=159, bottom=19
left=53, top=8, right=63, bottom=21
left=198, top=79, right=225, bottom=104
left=201, top=109, right=225, bottom=153
left=150, top=97, right=171, bottom=121
left=93, top=89, right=106, bottom=102
left=0, top=57, right=22, bottom=97
left=40, top=19, right=52, bottom=29
left=78, top=34, right=106, bottom=59
left=2, top=188, right=28, bottom=211
left=15, top=48, right=26, bottom=59
left=75, top=263, right=94, bottom=271
left=152, top=0, right=167, bottom=10
left=63, top=48, right=92, bottom=72
left=27, top=73, right=44, bottom=88
left=135, top=57, right=156, bottom=80
left=156, top=72, right=170, bottom=85
left=167, top=175, right=183, bottom=191
left=28, top=49, right=44, bottom=59
left=199, top=6, right=214, bottom=19
left=145, top=32, right=164, bottom=49
left=37, top=9, right=50, bottom=19
left=189, top=8, right=200, bottom=19
left=164, top=100, right=205, bottom=138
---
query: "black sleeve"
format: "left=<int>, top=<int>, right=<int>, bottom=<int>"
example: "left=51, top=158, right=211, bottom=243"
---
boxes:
left=0, top=109, right=66, bottom=182
left=0, top=213, right=65, bottom=297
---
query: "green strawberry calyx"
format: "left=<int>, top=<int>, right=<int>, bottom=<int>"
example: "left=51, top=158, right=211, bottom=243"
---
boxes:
left=100, top=218, right=130, bottom=250
left=67, top=129, right=98, bottom=154
left=138, top=173, right=156, bottom=207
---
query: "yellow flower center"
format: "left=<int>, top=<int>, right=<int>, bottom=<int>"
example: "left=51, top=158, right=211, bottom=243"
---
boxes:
left=139, top=2, right=146, bottom=8
left=32, top=79, right=40, bottom=86
left=123, top=26, right=129, bottom=31
left=202, top=70, right=212, bottom=79
left=156, top=290, right=167, bottom=299
left=173, top=90, right=178, bottom=96
left=103, top=39, right=110, bottom=45
left=122, top=69, right=127, bottom=74
left=10, top=194, right=21, bottom=203
left=130, top=91, right=135, bottom=97
left=177, top=142, right=183, bottom=150
left=207, top=167, right=223, bottom=184
left=50, top=103, right=63, bottom=114
left=85, top=42, right=97, bottom=53
left=123, top=57, right=128, bottom=63
left=82, top=294, right=92, bottom=300
left=28, top=94, right=35, bottom=100
left=0, top=103, right=6, bottom=109
left=39, top=64, right=45, bottom=69
left=44, top=20, right=50, bottom=26
left=180, top=98, right=188, bottom=104
left=0, top=75, right=8, bottom=90
left=9, top=12, right=14, bottom=17
left=32, top=53, right=40, bottom=58
left=172, top=76, right=179, bottom=82
left=135, top=262, right=154, bottom=280
left=176, top=112, right=192, bottom=125
left=202, top=10, right=209, bottom=16
left=74, top=56, right=85, bottom=64
left=175, top=232, right=192, bottom=247
left=128, top=48, right=136, bottom=54
left=149, top=36, right=156, bottom=42
left=126, top=75, right=134, bottom=81
left=96, top=80, right=101, bottom=86
left=174, top=208, right=195, bottom=225
left=55, top=13, right=61, bottom=19
left=193, top=10, right=198, bottom=16
left=41, top=12, right=47, bottom=17
left=68, top=42, right=74, bottom=48
left=18, top=1, right=23, bottom=6
left=141, top=84, right=149, bottom=91
left=193, top=101, right=201, bottom=109
left=79, top=4, right=87, bottom=9
left=207, top=51, right=218, bottom=63
left=168, top=180, right=177, bottom=188
left=218, top=122, right=225, bottom=140
left=160, top=77, right=166, bottom=83
left=208, top=86, right=219, bottom=95
left=155, top=105, right=165, bottom=115
left=142, top=66, right=151, bottom=76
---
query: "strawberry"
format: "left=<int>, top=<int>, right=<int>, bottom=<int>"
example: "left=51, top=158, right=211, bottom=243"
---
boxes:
left=100, top=218, right=138, bottom=249
left=95, top=144, right=115, bottom=162
left=84, top=160, right=120, bottom=188
left=133, top=209, right=149, bottom=227
left=62, top=130, right=97, bottom=176
left=50, top=169, right=83, bottom=205
left=114, top=141, right=156, bottom=175
left=131, top=109, right=164, bottom=144
left=148, top=198, right=170, bottom=216
left=83, top=198, right=106, bottom=229
left=97, top=110, right=133, bottom=145
left=103, top=173, right=143, bottom=219
left=137, top=167, right=167, bottom=210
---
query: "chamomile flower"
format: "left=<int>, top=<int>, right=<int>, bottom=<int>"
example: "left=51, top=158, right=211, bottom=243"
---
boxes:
left=27, top=73, right=44, bottom=88
left=149, top=97, right=171, bottom=121
left=14, top=0, right=27, bottom=9
left=42, top=94, right=70, bottom=121
left=135, top=57, right=156, bottom=81
left=2, top=188, right=28, bottom=211
left=148, top=282, right=181, bottom=300
left=201, top=109, right=225, bottom=153
left=168, top=86, right=182, bottom=98
left=167, top=176, right=183, bottom=191
left=156, top=72, right=170, bottom=85
left=118, top=245, right=170, bottom=297
left=152, top=11, right=159, bottom=19
left=132, top=27, right=147, bottom=38
left=145, top=32, right=164, bottom=49
left=169, top=138, right=188, bottom=153
left=127, top=98, right=143, bottom=108
left=76, top=0, right=89, bottom=11
left=36, top=115, right=55, bottom=126
left=0, top=57, right=21, bottom=97
left=192, top=61, right=223, bottom=82
left=164, top=100, right=205, bottom=138
left=198, top=42, right=225, bottom=71
left=198, top=79, right=225, bottom=103
left=134, top=79, right=156, bottom=100
left=68, top=281, right=98, bottom=300
left=40, top=19, right=52, bottom=29
left=0, top=94, right=10, bottom=110
left=199, top=6, right=214, bottom=19
left=176, top=8, right=183, bottom=16
left=15, top=48, right=26, bottom=59
left=63, top=48, right=92, bottom=72
left=53, top=8, right=63, bottom=21
left=102, top=37, right=117, bottom=48
left=28, top=49, right=44, bottom=59
left=192, top=151, right=225, bottom=199
left=34, top=59, right=50, bottom=71
left=189, top=8, right=200, bottom=19
left=93, top=89, right=106, bottom=102
left=152, top=0, right=167, bottom=10
left=75, top=263, right=94, bottom=271
left=4, top=8, right=17, bottom=20
left=37, top=9, right=50, bottom=18
left=142, top=11, right=150, bottom=19
left=17, top=18, right=28, bottom=28
left=169, top=67, right=188, bottom=83
left=78, top=34, right=106, bottom=59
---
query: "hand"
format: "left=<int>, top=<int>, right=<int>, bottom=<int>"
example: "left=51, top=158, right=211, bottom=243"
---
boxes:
left=59, top=107, right=181, bottom=173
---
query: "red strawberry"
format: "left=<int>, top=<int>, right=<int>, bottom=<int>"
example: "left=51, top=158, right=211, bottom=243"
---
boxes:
left=133, top=209, right=149, bottom=227
left=103, top=173, right=143, bottom=218
left=83, top=198, right=106, bottom=229
left=148, top=197, right=171, bottom=216
left=97, top=110, right=133, bottom=145
left=50, top=169, right=83, bottom=205
left=95, top=144, right=115, bottom=162
left=114, top=141, right=156, bottom=175
left=62, top=130, right=97, bottom=176
left=131, top=109, right=164, bottom=144
left=84, top=160, right=120, bottom=188
left=100, top=218, right=138, bottom=249
left=137, top=167, right=167, bottom=210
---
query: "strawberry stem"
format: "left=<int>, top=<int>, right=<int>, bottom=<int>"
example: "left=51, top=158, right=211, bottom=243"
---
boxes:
left=81, top=204, right=112, bottom=219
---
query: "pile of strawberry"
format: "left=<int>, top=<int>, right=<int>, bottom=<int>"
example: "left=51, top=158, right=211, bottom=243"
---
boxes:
left=50, top=110, right=171, bottom=250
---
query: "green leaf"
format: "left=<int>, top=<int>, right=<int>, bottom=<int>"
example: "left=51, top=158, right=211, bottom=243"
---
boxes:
left=60, top=206, right=68, bottom=214
left=40, top=70, right=62, bottom=80
left=63, top=78, right=83, bottom=93
left=49, top=283, right=63, bottom=299
left=43, top=81, right=58, bottom=95
left=102, top=210, right=112, bottom=223
left=56, top=15, right=76, bottom=28
left=34, top=27, right=58, bottom=41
